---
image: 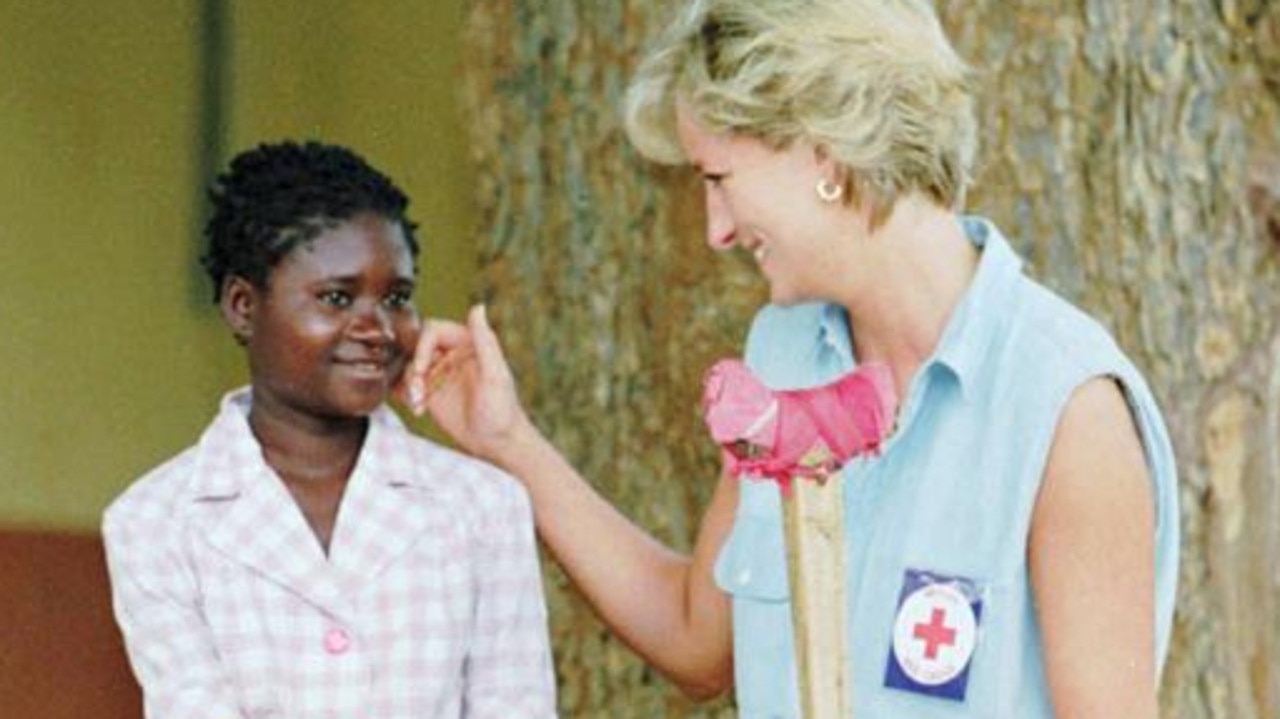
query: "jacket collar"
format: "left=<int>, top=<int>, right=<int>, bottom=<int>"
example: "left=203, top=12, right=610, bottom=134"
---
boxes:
left=186, top=388, right=436, bottom=619
left=820, top=216, right=1024, bottom=402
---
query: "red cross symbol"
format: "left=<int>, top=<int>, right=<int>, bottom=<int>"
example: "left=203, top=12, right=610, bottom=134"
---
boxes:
left=913, top=607, right=957, bottom=660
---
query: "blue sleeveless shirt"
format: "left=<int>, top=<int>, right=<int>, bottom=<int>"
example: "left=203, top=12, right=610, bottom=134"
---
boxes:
left=715, top=217, right=1179, bottom=718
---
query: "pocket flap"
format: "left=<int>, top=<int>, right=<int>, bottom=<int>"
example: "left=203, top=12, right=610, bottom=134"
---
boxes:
left=714, top=508, right=791, bottom=602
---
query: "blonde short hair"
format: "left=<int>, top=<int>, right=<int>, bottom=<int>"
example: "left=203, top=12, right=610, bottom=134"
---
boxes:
left=625, top=0, right=977, bottom=214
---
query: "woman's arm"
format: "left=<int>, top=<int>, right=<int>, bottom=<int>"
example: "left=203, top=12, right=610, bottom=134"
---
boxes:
left=404, top=306, right=735, bottom=699
left=1029, top=377, right=1158, bottom=719
left=494, top=429, right=737, bottom=699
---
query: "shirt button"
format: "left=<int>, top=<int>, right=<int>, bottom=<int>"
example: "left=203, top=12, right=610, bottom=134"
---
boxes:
left=324, top=627, right=351, bottom=655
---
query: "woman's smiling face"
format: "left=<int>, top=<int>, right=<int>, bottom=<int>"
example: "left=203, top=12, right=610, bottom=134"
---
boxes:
left=675, top=105, right=862, bottom=306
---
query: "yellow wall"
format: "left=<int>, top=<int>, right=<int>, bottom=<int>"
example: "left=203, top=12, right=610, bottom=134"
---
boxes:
left=0, top=1, right=475, bottom=530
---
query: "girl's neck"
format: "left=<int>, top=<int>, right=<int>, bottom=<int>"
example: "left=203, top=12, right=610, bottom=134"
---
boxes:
left=247, top=398, right=368, bottom=487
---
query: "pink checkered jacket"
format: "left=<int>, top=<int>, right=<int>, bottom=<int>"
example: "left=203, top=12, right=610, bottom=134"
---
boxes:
left=103, top=389, right=557, bottom=718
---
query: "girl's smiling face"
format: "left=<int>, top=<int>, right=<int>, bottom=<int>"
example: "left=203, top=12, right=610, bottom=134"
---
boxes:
left=222, top=212, right=420, bottom=426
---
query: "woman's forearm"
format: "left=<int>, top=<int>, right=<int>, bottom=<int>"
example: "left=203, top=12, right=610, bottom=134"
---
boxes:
left=491, top=425, right=736, bottom=697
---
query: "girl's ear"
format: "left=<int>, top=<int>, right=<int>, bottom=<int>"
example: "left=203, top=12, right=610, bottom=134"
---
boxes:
left=220, top=276, right=257, bottom=346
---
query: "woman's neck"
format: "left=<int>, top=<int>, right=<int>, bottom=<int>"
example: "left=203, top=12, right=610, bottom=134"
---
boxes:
left=838, top=200, right=979, bottom=399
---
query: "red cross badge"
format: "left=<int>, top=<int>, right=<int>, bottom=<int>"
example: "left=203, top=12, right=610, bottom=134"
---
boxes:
left=884, top=568, right=983, bottom=701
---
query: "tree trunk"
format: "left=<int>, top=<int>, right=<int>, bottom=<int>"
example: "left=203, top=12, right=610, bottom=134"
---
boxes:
left=461, top=1, right=1280, bottom=716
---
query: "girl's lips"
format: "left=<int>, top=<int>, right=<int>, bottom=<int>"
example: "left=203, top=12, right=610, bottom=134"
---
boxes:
left=336, top=358, right=392, bottom=380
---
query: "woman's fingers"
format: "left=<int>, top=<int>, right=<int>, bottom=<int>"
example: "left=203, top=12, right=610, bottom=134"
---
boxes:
left=403, top=317, right=473, bottom=415
left=467, top=304, right=514, bottom=386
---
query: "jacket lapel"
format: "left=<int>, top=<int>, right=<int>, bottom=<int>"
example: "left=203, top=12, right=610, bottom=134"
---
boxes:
left=189, top=392, right=351, bottom=621
left=326, top=408, right=434, bottom=589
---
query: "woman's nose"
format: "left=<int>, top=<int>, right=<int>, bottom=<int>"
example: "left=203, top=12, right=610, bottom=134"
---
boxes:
left=705, top=188, right=736, bottom=251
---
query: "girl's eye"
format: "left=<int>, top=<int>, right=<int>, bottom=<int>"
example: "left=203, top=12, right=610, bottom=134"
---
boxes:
left=703, top=172, right=728, bottom=186
left=318, top=289, right=352, bottom=308
left=383, top=289, right=414, bottom=309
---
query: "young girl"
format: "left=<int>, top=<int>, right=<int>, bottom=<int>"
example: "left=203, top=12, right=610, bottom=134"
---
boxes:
left=104, top=141, right=556, bottom=718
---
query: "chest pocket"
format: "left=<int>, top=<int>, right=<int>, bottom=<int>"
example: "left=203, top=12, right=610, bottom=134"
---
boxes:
left=714, top=481, right=799, bottom=718
left=715, top=513, right=790, bottom=600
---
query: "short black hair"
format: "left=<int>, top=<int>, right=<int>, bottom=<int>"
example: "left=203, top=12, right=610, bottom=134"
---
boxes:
left=201, top=140, right=420, bottom=301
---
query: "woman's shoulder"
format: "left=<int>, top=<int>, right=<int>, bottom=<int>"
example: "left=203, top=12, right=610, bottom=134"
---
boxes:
left=1006, top=278, right=1131, bottom=377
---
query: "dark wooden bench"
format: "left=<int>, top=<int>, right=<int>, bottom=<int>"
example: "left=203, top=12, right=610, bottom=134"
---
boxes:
left=0, top=529, right=141, bottom=718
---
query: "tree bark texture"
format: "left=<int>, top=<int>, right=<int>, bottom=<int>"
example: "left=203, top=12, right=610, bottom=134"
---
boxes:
left=461, top=1, right=1279, bottom=717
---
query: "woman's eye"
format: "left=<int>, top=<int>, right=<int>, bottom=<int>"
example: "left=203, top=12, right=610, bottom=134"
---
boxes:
left=318, top=289, right=352, bottom=308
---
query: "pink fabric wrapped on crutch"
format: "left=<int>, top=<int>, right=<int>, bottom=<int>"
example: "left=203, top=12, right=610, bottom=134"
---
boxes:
left=701, top=359, right=898, bottom=491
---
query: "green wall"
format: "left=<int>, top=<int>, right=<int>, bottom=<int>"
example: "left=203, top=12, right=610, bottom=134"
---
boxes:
left=0, top=0, right=475, bottom=530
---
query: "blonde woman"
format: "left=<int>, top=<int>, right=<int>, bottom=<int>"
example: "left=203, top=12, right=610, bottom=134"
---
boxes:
left=406, top=1, right=1179, bottom=717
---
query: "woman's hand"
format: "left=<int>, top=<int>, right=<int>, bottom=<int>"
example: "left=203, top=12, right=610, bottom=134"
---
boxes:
left=398, top=304, right=533, bottom=463
left=402, top=306, right=735, bottom=698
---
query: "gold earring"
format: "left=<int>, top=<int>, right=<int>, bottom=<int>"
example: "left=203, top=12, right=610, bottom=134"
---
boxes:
left=816, top=179, right=843, bottom=203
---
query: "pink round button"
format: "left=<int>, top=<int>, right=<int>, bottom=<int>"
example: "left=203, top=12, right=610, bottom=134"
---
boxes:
left=324, top=627, right=351, bottom=655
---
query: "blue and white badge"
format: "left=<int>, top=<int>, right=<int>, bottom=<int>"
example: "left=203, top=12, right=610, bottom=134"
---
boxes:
left=884, top=568, right=984, bottom=702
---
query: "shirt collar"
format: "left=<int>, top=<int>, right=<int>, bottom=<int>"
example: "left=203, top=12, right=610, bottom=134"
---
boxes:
left=928, top=216, right=1024, bottom=397
left=818, top=216, right=1023, bottom=398
left=818, top=303, right=855, bottom=366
